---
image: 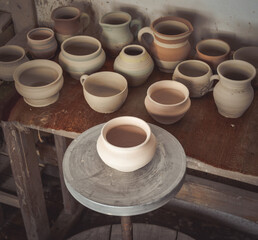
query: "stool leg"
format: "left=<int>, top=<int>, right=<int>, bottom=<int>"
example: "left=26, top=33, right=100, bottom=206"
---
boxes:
left=121, top=216, right=133, bottom=240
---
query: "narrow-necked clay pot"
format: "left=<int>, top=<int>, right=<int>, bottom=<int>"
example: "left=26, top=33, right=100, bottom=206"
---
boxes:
left=14, top=60, right=64, bottom=107
left=59, top=36, right=106, bottom=80
left=0, top=45, right=29, bottom=81
left=80, top=71, right=128, bottom=113
left=27, top=27, right=58, bottom=59
left=145, top=80, right=191, bottom=124
left=114, top=44, right=154, bottom=87
left=97, top=116, right=157, bottom=172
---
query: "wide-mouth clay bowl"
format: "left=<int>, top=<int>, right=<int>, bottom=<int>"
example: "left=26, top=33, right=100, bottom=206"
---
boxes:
left=0, top=45, right=29, bottom=81
left=97, top=116, right=157, bottom=172
left=196, top=39, right=230, bottom=70
left=233, top=46, right=258, bottom=87
left=80, top=71, right=128, bottom=113
left=145, top=80, right=191, bottom=124
left=14, top=59, right=64, bottom=107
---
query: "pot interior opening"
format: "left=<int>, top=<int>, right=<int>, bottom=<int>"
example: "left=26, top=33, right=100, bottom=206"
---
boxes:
left=29, top=30, right=52, bottom=40
left=199, top=44, right=227, bottom=56
left=0, top=51, right=23, bottom=62
left=178, top=62, right=209, bottom=77
left=64, top=41, right=98, bottom=55
left=155, top=20, right=188, bottom=35
left=124, top=47, right=143, bottom=56
left=19, top=67, right=58, bottom=87
left=102, top=13, right=129, bottom=25
left=106, top=124, right=147, bottom=147
left=54, top=8, right=78, bottom=20
left=151, top=88, right=186, bottom=105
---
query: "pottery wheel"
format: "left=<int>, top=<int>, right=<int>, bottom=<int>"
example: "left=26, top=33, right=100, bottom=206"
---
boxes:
left=63, top=123, right=186, bottom=216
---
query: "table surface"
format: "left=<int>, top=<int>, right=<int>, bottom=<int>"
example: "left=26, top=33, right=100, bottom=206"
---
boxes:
left=63, top=123, right=186, bottom=216
left=2, top=56, right=258, bottom=177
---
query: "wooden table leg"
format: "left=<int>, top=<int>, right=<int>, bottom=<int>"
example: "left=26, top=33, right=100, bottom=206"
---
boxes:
left=2, top=122, right=50, bottom=240
left=121, top=216, right=133, bottom=240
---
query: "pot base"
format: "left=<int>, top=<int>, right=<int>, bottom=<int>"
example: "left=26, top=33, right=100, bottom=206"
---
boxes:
left=24, top=93, right=59, bottom=107
left=217, top=109, right=244, bottom=119
left=155, top=58, right=180, bottom=73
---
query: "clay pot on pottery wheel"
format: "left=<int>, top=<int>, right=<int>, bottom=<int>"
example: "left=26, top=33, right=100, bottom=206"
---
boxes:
left=80, top=71, right=128, bottom=113
left=14, top=59, right=64, bottom=107
left=233, top=46, right=258, bottom=87
left=97, top=116, right=157, bottom=172
left=59, top=36, right=106, bottom=80
left=114, top=44, right=154, bottom=87
left=145, top=80, right=191, bottom=124
left=0, top=45, right=29, bottom=81
left=138, top=16, right=193, bottom=73
left=27, top=27, right=58, bottom=59
left=196, top=39, right=230, bottom=70
left=212, top=60, right=256, bottom=118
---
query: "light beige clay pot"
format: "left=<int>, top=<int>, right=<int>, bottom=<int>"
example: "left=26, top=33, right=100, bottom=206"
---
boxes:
left=212, top=60, right=256, bottom=118
left=233, top=46, right=258, bottom=87
left=172, top=60, right=214, bottom=98
left=0, top=45, right=29, bottom=81
left=97, top=116, right=157, bottom=172
left=145, top=80, right=191, bottom=124
left=14, top=59, right=64, bottom=107
left=196, top=39, right=230, bottom=70
left=80, top=71, right=128, bottom=113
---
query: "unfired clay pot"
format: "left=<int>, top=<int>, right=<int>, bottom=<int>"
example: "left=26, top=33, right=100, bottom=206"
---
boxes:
left=97, top=116, right=157, bottom=172
left=138, top=16, right=193, bottom=73
left=114, top=44, right=154, bottom=87
left=14, top=60, right=64, bottom=107
left=80, top=71, right=128, bottom=113
left=27, top=27, right=57, bottom=59
left=0, top=45, right=29, bottom=81
left=212, top=60, right=256, bottom=118
left=145, top=80, right=191, bottom=124
left=59, top=36, right=106, bottom=80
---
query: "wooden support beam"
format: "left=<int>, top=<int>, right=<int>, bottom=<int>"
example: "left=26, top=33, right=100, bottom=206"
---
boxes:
left=2, top=121, right=50, bottom=240
left=0, top=190, right=19, bottom=208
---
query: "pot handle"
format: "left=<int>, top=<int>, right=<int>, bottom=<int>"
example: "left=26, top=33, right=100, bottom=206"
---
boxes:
left=80, top=74, right=89, bottom=85
left=80, top=12, right=90, bottom=33
left=208, top=74, right=220, bottom=91
left=137, top=27, right=154, bottom=51
left=130, top=19, right=142, bottom=38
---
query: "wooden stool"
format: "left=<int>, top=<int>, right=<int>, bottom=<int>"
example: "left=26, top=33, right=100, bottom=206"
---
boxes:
left=63, top=123, right=186, bottom=240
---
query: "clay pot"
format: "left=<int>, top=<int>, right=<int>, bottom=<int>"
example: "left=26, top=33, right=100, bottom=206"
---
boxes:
left=172, top=60, right=214, bottom=98
left=14, top=60, right=64, bottom=107
left=27, top=27, right=58, bottom=59
left=59, top=36, right=106, bottom=80
left=80, top=71, right=128, bottom=113
left=145, top=80, right=191, bottom=124
left=114, top=44, right=154, bottom=87
left=196, top=39, right=230, bottom=70
left=97, top=116, right=157, bottom=172
left=138, top=16, right=193, bottom=72
left=233, top=46, right=258, bottom=87
left=212, top=60, right=256, bottom=118
left=99, top=11, right=142, bottom=56
left=0, top=45, right=29, bottom=81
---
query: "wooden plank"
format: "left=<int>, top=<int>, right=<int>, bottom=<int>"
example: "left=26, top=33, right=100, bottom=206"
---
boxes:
left=177, top=232, right=195, bottom=240
left=0, top=190, right=19, bottom=208
left=67, top=225, right=111, bottom=240
left=0, top=203, right=4, bottom=225
left=1, top=121, right=50, bottom=240
left=0, top=12, right=12, bottom=33
left=49, top=204, right=84, bottom=240
left=54, top=135, right=78, bottom=215
left=175, top=175, right=258, bottom=222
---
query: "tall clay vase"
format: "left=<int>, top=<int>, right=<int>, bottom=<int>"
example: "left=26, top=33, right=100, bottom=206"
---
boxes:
left=114, top=45, right=154, bottom=87
left=138, top=16, right=193, bottom=73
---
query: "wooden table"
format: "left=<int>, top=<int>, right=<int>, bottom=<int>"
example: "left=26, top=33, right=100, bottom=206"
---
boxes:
left=1, top=56, right=258, bottom=240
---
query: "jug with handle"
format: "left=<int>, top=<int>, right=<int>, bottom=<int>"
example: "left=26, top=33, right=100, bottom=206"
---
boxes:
left=138, top=16, right=193, bottom=73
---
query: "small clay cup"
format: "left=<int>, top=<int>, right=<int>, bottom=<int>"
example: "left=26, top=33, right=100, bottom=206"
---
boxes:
left=196, top=39, right=230, bottom=70
left=145, top=80, right=191, bottom=124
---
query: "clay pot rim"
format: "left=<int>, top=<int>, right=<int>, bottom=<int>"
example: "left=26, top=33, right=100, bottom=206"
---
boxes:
left=99, top=11, right=132, bottom=27
left=61, top=36, right=102, bottom=60
left=0, top=45, right=26, bottom=64
left=176, top=59, right=212, bottom=78
left=101, top=116, right=152, bottom=151
left=233, top=46, right=258, bottom=68
left=27, top=27, right=55, bottom=43
left=121, top=44, right=146, bottom=57
left=51, top=6, right=81, bottom=22
left=14, top=59, right=63, bottom=89
left=151, top=16, right=193, bottom=37
left=196, top=38, right=230, bottom=59
left=82, top=71, right=128, bottom=98
left=147, top=80, right=189, bottom=107
left=217, top=60, right=256, bottom=83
